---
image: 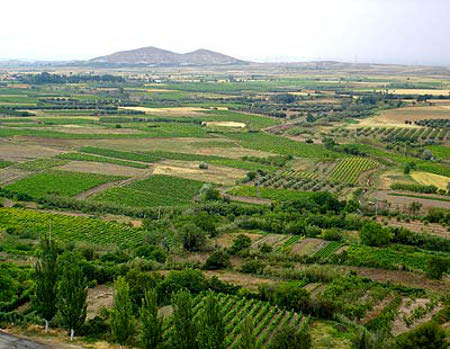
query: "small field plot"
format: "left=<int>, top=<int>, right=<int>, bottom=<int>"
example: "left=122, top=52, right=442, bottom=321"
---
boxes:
left=92, top=174, right=204, bottom=208
left=56, top=161, right=148, bottom=177
left=329, top=157, right=378, bottom=184
left=13, top=158, right=69, bottom=171
left=0, top=142, right=63, bottom=161
left=5, top=170, right=125, bottom=199
left=411, top=171, right=450, bottom=191
left=228, top=186, right=314, bottom=202
left=360, top=106, right=450, bottom=126
left=153, top=160, right=246, bottom=185
left=0, top=208, right=145, bottom=247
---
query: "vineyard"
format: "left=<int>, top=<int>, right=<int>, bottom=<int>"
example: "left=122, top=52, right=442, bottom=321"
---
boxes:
left=330, top=126, right=448, bottom=142
left=256, top=172, right=346, bottom=192
left=0, top=208, right=145, bottom=247
left=56, top=152, right=150, bottom=169
left=314, top=241, right=343, bottom=258
left=163, top=293, right=307, bottom=348
left=92, top=174, right=204, bottom=207
left=329, top=157, right=378, bottom=184
left=228, top=186, right=314, bottom=202
left=4, top=170, right=125, bottom=199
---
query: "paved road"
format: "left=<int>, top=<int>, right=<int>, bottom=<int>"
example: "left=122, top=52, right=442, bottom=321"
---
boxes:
left=0, top=331, right=48, bottom=349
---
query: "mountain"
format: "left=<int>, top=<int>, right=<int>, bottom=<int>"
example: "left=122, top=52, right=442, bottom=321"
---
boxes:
left=89, top=46, right=246, bottom=66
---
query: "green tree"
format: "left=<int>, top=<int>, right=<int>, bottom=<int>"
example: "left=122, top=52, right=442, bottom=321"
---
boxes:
left=230, top=234, right=252, bottom=254
left=238, top=316, right=257, bottom=349
left=110, top=277, right=135, bottom=348
left=426, top=256, right=450, bottom=280
left=360, top=222, right=392, bottom=247
left=203, top=250, right=231, bottom=270
left=268, top=324, right=311, bottom=349
left=179, top=224, right=208, bottom=252
left=396, top=322, right=446, bottom=349
left=272, top=283, right=311, bottom=312
left=408, top=201, right=422, bottom=215
left=140, top=289, right=163, bottom=349
left=197, top=291, right=225, bottom=349
left=34, top=232, right=59, bottom=332
left=57, top=252, right=87, bottom=341
left=170, top=290, right=198, bottom=349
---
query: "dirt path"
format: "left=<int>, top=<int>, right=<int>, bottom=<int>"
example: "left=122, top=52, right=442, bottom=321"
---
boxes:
left=346, top=266, right=449, bottom=293
left=372, top=190, right=450, bottom=210
left=74, top=166, right=154, bottom=200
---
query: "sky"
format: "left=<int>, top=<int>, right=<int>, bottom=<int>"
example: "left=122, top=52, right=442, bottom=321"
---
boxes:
left=1, top=0, right=449, bottom=65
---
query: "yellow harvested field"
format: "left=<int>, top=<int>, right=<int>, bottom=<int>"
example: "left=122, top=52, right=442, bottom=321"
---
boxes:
left=41, top=125, right=145, bottom=135
left=368, top=89, right=450, bottom=96
left=56, top=161, right=147, bottom=177
left=411, top=171, right=450, bottom=191
left=119, top=106, right=207, bottom=116
left=357, top=106, right=450, bottom=127
left=153, top=160, right=246, bottom=185
left=204, top=121, right=246, bottom=128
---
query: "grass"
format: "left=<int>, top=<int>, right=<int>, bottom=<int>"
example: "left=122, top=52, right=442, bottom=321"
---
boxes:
left=56, top=152, right=149, bottom=169
left=226, top=132, right=340, bottom=159
left=228, top=185, right=314, bottom=202
left=80, top=147, right=161, bottom=163
left=0, top=160, right=14, bottom=169
left=13, top=158, right=70, bottom=171
left=92, top=174, right=204, bottom=207
left=5, top=170, right=125, bottom=199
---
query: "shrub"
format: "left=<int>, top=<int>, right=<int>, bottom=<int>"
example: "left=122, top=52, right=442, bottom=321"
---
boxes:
left=396, top=322, right=447, bottom=349
left=199, top=162, right=209, bottom=169
left=360, top=222, right=392, bottom=247
left=203, top=251, right=231, bottom=270
left=322, top=228, right=343, bottom=241
left=230, top=234, right=252, bottom=254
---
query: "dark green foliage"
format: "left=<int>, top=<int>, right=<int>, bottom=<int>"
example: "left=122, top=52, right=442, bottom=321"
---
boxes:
left=261, top=283, right=311, bottom=313
left=157, top=269, right=207, bottom=304
left=238, top=316, right=257, bottom=349
left=110, top=276, right=135, bottom=346
left=230, top=234, right=252, bottom=254
left=170, top=290, right=198, bottom=349
left=203, top=250, right=231, bottom=270
left=268, top=324, right=311, bottom=349
left=33, top=232, right=59, bottom=326
left=425, top=256, right=450, bottom=279
left=396, top=322, right=447, bottom=349
left=322, top=228, right=343, bottom=241
left=140, top=289, right=163, bottom=349
left=360, top=222, right=392, bottom=247
left=134, top=244, right=167, bottom=263
left=125, top=269, right=162, bottom=311
left=180, top=224, right=208, bottom=252
left=197, top=291, right=226, bottom=349
left=391, top=183, right=438, bottom=194
left=57, top=252, right=87, bottom=336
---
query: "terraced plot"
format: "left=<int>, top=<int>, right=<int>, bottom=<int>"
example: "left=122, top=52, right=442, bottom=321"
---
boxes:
left=92, top=174, right=204, bottom=207
left=329, top=157, right=378, bottom=184
left=4, top=170, right=125, bottom=199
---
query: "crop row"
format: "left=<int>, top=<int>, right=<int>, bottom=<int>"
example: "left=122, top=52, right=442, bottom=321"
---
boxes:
left=314, top=241, right=343, bottom=258
left=329, top=157, right=378, bottom=184
left=0, top=208, right=145, bottom=247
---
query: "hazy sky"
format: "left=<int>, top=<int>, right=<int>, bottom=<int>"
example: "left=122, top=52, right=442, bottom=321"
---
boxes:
left=1, top=0, right=449, bottom=65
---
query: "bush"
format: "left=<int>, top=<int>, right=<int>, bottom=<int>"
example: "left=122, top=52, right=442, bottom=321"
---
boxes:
left=360, top=222, right=392, bottom=247
left=199, top=162, right=208, bottom=169
left=203, top=251, right=231, bottom=270
left=179, top=224, right=208, bottom=252
left=268, top=324, right=311, bottom=349
left=425, top=256, right=450, bottom=280
left=240, top=259, right=266, bottom=274
left=230, top=234, right=252, bottom=254
left=396, top=322, right=447, bottom=349
left=322, top=228, right=343, bottom=241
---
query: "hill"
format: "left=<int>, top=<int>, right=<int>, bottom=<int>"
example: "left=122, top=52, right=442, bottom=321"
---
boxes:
left=89, top=46, right=246, bottom=66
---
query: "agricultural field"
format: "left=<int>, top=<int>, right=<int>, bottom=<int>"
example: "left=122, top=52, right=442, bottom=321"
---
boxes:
left=0, top=65, right=448, bottom=349
left=91, top=174, right=205, bottom=207
left=4, top=170, right=125, bottom=199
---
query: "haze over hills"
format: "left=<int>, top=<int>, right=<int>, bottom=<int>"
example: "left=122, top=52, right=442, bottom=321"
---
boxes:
left=89, top=46, right=247, bottom=66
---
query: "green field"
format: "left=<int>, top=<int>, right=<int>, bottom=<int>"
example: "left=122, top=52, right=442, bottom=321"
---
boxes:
left=5, top=170, right=124, bottom=199
left=92, top=174, right=204, bottom=207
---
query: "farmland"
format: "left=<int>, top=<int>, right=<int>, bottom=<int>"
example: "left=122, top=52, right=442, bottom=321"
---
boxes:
left=0, top=63, right=448, bottom=349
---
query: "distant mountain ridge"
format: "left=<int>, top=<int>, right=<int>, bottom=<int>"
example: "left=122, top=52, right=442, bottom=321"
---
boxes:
left=89, top=46, right=247, bottom=66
